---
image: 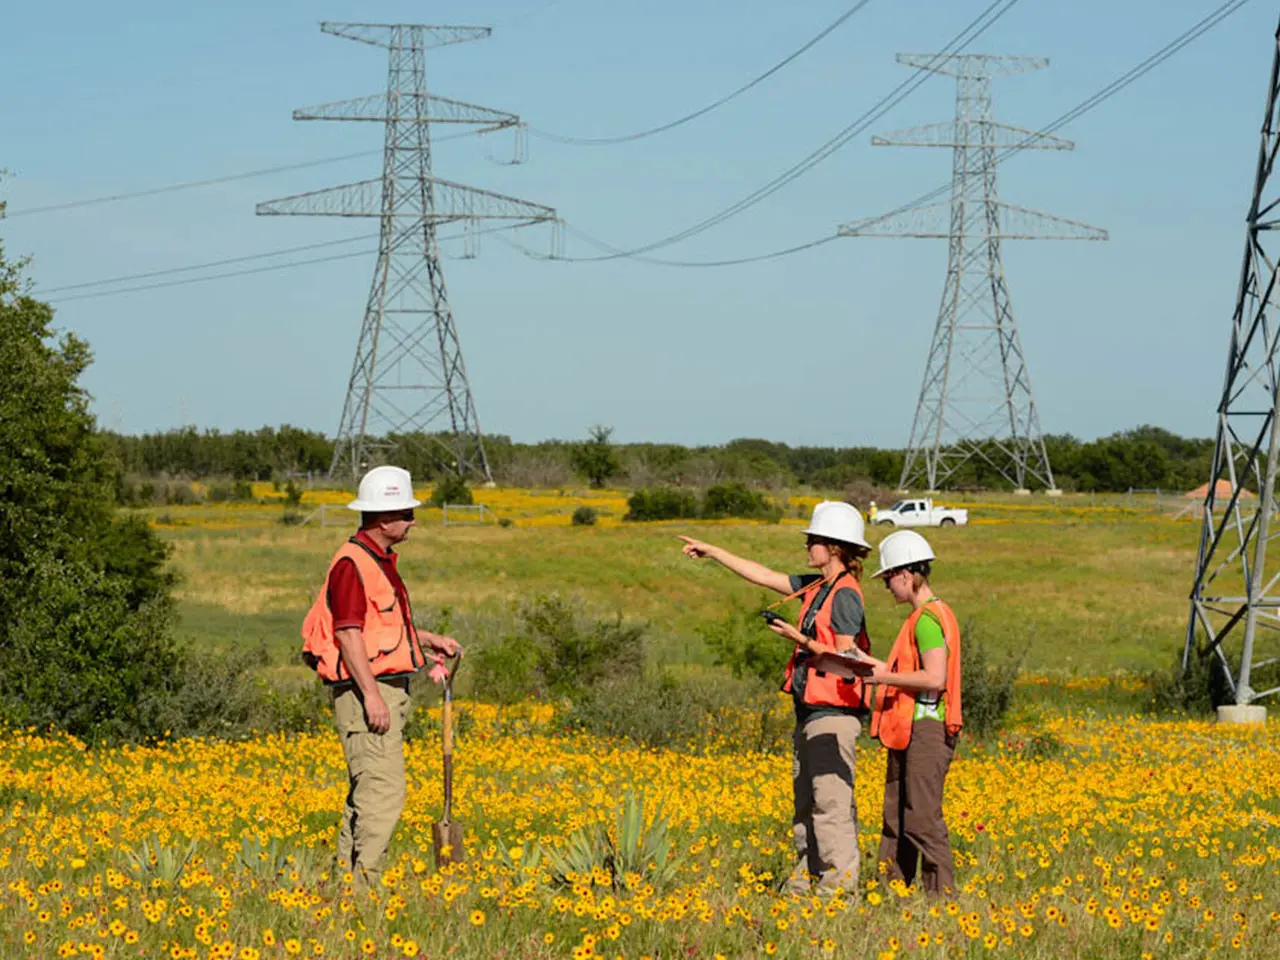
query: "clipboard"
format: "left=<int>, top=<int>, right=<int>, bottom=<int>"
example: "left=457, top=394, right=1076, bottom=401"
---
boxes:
left=809, top=649, right=875, bottom=680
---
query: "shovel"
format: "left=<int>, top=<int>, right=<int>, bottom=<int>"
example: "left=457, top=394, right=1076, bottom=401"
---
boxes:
left=432, top=653, right=465, bottom=869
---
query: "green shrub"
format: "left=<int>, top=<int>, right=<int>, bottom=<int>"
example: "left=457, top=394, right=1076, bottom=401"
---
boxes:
left=208, top=480, right=255, bottom=503
left=701, top=482, right=777, bottom=520
left=0, top=554, right=179, bottom=742
left=469, top=595, right=645, bottom=702
left=1142, top=647, right=1255, bottom=716
left=430, top=474, right=473, bottom=507
left=280, top=510, right=306, bottom=526
left=562, top=669, right=790, bottom=754
left=624, top=484, right=779, bottom=522
left=571, top=506, right=598, bottom=526
left=165, top=484, right=202, bottom=506
left=960, top=624, right=1021, bottom=739
left=470, top=632, right=540, bottom=705
left=698, top=607, right=789, bottom=687
left=561, top=672, right=702, bottom=749
left=283, top=479, right=304, bottom=507
left=624, top=488, right=700, bottom=522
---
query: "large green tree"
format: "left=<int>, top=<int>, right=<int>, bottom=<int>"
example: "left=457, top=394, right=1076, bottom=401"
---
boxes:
left=0, top=240, right=178, bottom=739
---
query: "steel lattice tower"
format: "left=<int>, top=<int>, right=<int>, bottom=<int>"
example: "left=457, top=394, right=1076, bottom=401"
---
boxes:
left=841, top=54, right=1107, bottom=493
left=1184, top=19, right=1280, bottom=716
left=258, top=23, right=557, bottom=481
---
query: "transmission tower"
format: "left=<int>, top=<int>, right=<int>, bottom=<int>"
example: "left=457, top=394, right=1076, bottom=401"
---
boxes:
left=1184, top=18, right=1280, bottom=721
left=841, top=54, right=1107, bottom=493
left=258, top=22, right=557, bottom=482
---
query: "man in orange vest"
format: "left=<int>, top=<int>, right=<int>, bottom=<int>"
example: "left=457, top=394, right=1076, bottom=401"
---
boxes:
left=857, top=530, right=963, bottom=896
left=301, top=465, right=461, bottom=886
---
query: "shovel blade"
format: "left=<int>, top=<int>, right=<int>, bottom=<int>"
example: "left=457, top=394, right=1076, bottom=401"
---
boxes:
left=432, top=820, right=465, bottom=869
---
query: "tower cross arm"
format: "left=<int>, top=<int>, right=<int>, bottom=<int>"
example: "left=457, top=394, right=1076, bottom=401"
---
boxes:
left=871, top=121, right=1074, bottom=151
left=895, top=53, right=1048, bottom=78
left=293, top=93, right=519, bottom=129
left=256, top=177, right=557, bottom=223
left=839, top=200, right=1108, bottom=240
left=320, top=22, right=492, bottom=49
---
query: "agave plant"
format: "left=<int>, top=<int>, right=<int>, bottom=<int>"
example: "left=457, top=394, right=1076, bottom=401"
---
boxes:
left=122, top=837, right=198, bottom=886
left=233, top=835, right=320, bottom=882
left=545, top=790, right=683, bottom=891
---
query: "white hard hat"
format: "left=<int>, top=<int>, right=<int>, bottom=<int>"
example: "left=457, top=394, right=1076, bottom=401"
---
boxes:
left=347, top=465, right=422, bottom=512
left=872, top=530, right=936, bottom=578
left=802, top=501, right=870, bottom=549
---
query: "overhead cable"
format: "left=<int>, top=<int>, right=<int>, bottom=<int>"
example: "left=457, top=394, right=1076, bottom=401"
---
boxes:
left=852, top=0, right=1254, bottom=235
left=43, top=222, right=536, bottom=304
left=514, top=0, right=1252, bottom=269
left=39, top=234, right=375, bottom=295
left=532, top=0, right=1025, bottom=262
left=42, top=0, right=1250, bottom=291
left=2, top=130, right=480, bottom=219
left=529, top=0, right=878, bottom=146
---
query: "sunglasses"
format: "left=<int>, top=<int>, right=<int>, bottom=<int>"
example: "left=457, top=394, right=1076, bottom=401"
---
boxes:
left=385, top=509, right=416, bottom=522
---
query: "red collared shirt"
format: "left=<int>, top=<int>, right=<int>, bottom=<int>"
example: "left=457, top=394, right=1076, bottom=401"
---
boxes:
left=327, top=529, right=414, bottom=632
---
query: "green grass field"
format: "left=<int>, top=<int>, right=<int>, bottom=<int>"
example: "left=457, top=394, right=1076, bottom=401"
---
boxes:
left=7, top=494, right=1279, bottom=960
left=158, top=493, right=1204, bottom=679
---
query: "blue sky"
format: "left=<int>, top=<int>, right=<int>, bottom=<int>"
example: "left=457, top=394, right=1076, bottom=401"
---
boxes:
left=0, top=0, right=1270, bottom=447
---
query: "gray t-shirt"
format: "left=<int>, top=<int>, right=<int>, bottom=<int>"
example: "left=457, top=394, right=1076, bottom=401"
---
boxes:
left=789, top=574, right=865, bottom=639
left=788, top=574, right=866, bottom=721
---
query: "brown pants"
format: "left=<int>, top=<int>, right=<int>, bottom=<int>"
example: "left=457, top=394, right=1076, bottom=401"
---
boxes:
left=333, top=677, right=413, bottom=885
left=789, top=714, right=861, bottom=894
left=878, top=719, right=955, bottom=896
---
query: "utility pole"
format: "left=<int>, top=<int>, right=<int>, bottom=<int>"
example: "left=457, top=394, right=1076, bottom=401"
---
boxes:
left=258, top=22, right=557, bottom=482
left=841, top=54, right=1106, bottom=493
left=1185, top=18, right=1280, bottom=724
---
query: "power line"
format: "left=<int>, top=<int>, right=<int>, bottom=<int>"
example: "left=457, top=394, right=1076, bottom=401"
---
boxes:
left=39, top=234, right=375, bottom=294
left=39, top=0, right=1252, bottom=289
left=46, top=245, right=379, bottom=303
left=510, top=0, right=1251, bottom=269
left=529, top=0, right=878, bottom=146
left=851, top=0, right=1254, bottom=233
left=43, top=222, right=536, bottom=304
left=1, top=130, right=482, bottom=219
left=501, top=224, right=841, bottom=267
left=546, top=0, right=1025, bottom=262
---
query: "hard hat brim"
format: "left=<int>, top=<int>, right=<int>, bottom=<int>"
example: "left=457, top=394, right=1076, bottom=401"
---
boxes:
left=346, top=496, right=422, bottom=512
left=801, top=525, right=871, bottom=550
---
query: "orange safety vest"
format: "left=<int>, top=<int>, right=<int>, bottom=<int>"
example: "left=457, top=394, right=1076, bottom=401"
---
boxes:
left=300, top=538, right=426, bottom=685
left=781, top=573, right=873, bottom=711
left=869, top=598, right=963, bottom=750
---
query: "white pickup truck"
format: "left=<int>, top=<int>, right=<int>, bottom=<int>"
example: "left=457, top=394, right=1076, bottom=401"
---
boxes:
left=874, top=498, right=968, bottom=528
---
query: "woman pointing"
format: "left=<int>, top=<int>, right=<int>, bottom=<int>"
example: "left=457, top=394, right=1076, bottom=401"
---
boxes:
left=680, top=501, right=873, bottom=894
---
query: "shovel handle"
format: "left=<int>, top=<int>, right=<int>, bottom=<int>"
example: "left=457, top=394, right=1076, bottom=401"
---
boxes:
left=441, top=652, right=462, bottom=823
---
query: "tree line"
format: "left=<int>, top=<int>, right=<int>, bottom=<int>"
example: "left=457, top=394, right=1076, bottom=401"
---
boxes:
left=101, top=423, right=1217, bottom=494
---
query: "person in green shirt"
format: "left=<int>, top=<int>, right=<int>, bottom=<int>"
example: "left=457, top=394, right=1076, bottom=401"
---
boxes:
left=855, top=530, right=961, bottom=896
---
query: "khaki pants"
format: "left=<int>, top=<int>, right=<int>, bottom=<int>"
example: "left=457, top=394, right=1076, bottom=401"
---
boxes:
left=333, top=677, right=413, bottom=884
left=878, top=718, right=956, bottom=896
left=789, top=713, right=861, bottom=894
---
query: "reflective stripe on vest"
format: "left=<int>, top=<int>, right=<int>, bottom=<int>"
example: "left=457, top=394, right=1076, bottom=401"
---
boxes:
left=781, top=573, right=873, bottom=711
left=300, top=539, right=426, bottom=684
left=869, top=598, right=963, bottom=750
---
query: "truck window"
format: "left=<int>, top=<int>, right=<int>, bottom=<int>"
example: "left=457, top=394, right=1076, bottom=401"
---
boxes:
left=901, top=502, right=916, bottom=513
left=890, top=501, right=905, bottom=511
